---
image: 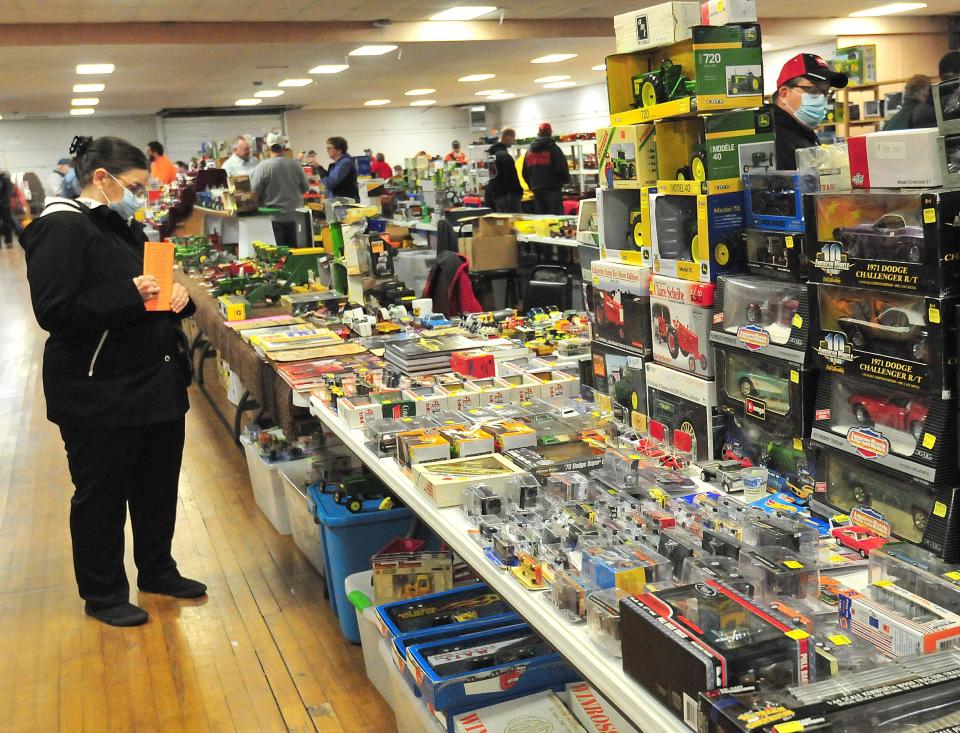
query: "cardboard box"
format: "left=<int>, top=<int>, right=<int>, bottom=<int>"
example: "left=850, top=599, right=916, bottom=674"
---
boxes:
left=413, top=454, right=528, bottom=508
left=451, top=351, right=496, bottom=380
left=831, top=44, right=877, bottom=86
left=385, top=224, right=411, bottom=241
left=702, top=108, right=774, bottom=181
left=397, top=429, right=451, bottom=467
left=596, top=124, right=658, bottom=189
left=476, top=214, right=514, bottom=238
left=937, top=133, right=960, bottom=189
left=596, top=187, right=648, bottom=265
left=743, top=229, right=808, bottom=282
left=650, top=275, right=716, bottom=377
left=744, top=170, right=819, bottom=233
left=849, top=128, right=943, bottom=189
left=933, top=77, right=960, bottom=135
left=459, top=235, right=518, bottom=271
left=565, top=682, right=641, bottom=733
left=453, top=691, right=587, bottom=733
left=591, top=259, right=653, bottom=355
left=646, top=360, right=723, bottom=461
left=613, top=2, right=700, bottom=53
left=218, top=294, right=250, bottom=321
left=591, top=342, right=647, bottom=426
left=700, top=0, right=757, bottom=24
left=481, top=419, right=539, bottom=451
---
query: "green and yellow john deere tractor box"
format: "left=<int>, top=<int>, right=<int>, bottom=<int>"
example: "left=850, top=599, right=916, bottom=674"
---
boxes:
left=702, top=108, right=775, bottom=180
left=692, top=24, right=763, bottom=112
left=831, top=44, right=877, bottom=86
left=596, top=124, right=659, bottom=190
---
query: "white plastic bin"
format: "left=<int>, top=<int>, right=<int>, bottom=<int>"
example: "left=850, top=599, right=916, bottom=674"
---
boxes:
left=345, top=570, right=393, bottom=706
left=381, top=637, right=444, bottom=733
left=279, top=462, right=326, bottom=575
left=240, top=432, right=312, bottom=536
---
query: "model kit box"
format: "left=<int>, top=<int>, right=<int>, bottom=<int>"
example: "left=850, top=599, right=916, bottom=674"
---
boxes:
left=375, top=583, right=514, bottom=638
left=372, top=551, right=454, bottom=604
left=596, top=124, right=658, bottom=189
left=810, top=372, right=958, bottom=485
left=453, top=690, right=588, bottom=733
left=650, top=186, right=744, bottom=283
left=848, top=128, right=943, bottom=189
left=591, top=343, right=647, bottom=426
left=613, top=2, right=700, bottom=54
left=805, top=189, right=960, bottom=296
left=710, top=274, right=810, bottom=363
left=813, top=447, right=960, bottom=562
left=505, top=441, right=604, bottom=483
left=831, top=44, right=877, bottom=86
left=700, top=0, right=757, bottom=24
left=480, top=419, right=538, bottom=452
left=413, top=453, right=527, bottom=508
left=650, top=274, right=715, bottom=377
left=591, top=259, right=652, bottom=355
left=646, top=360, right=723, bottom=461
left=565, top=681, right=641, bottom=733
left=937, top=133, right=960, bottom=188
left=438, top=426, right=496, bottom=459
left=934, top=77, right=960, bottom=135
left=691, top=23, right=763, bottom=111
left=743, top=229, right=807, bottom=281
left=397, top=429, right=451, bottom=467
left=813, top=283, right=958, bottom=398
left=714, top=344, right=816, bottom=438
left=218, top=294, right=250, bottom=321
left=743, top=170, right=818, bottom=232
left=337, top=390, right=418, bottom=429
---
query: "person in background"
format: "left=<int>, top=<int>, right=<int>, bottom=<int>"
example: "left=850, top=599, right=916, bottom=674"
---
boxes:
left=484, top=128, right=522, bottom=213
left=885, top=74, right=934, bottom=130
left=522, top=122, right=570, bottom=215
left=444, top=140, right=468, bottom=165
left=767, top=53, right=848, bottom=169
left=223, top=136, right=259, bottom=178
left=61, top=159, right=81, bottom=199
left=46, top=158, right=72, bottom=199
left=146, top=141, right=178, bottom=185
left=0, top=167, right=21, bottom=245
left=303, top=150, right=320, bottom=170
left=250, top=132, right=310, bottom=246
left=363, top=147, right=373, bottom=159
left=392, top=164, right=403, bottom=177
left=22, top=134, right=205, bottom=627
left=318, top=136, right=359, bottom=202
left=370, top=152, right=392, bottom=180
left=175, top=161, right=189, bottom=180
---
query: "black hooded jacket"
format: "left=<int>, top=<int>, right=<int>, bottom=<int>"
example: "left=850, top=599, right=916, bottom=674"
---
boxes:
left=484, top=142, right=522, bottom=201
left=522, top=136, right=571, bottom=192
left=769, top=103, right=819, bottom=170
left=21, top=200, right=195, bottom=428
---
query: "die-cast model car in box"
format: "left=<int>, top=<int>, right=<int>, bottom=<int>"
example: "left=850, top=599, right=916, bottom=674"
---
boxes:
left=721, top=416, right=816, bottom=501
left=743, top=170, right=818, bottom=233
left=811, top=447, right=960, bottom=562
left=649, top=274, right=715, bottom=377
left=710, top=274, right=809, bottom=364
left=805, top=189, right=960, bottom=296
left=810, top=371, right=958, bottom=486
left=813, top=283, right=958, bottom=398
left=743, top=229, right=808, bottom=282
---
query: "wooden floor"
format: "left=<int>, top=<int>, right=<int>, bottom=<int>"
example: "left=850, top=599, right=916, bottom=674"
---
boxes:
left=0, top=243, right=397, bottom=733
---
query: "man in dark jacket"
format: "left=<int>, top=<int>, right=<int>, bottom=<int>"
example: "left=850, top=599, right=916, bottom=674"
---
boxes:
left=522, top=122, right=570, bottom=215
left=768, top=53, right=848, bottom=169
left=484, top=128, right=522, bottom=213
left=884, top=74, right=933, bottom=130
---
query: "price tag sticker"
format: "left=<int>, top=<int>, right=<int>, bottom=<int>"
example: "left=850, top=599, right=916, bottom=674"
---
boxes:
left=934, top=501, right=948, bottom=518
left=792, top=314, right=803, bottom=328
left=828, top=634, right=852, bottom=646
left=790, top=370, right=799, bottom=383
left=784, top=560, right=804, bottom=569
left=785, top=235, right=794, bottom=249
left=923, top=207, right=937, bottom=224
left=923, top=433, right=936, bottom=450
left=930, top=305, right=941, bottom=324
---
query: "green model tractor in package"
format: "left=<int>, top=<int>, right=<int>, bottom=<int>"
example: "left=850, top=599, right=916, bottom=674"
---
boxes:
left=633, top=59, right=697, bottom=109
left=611, top=150, right=637, bottom=180
left=727, top=70, right=761, bottom=96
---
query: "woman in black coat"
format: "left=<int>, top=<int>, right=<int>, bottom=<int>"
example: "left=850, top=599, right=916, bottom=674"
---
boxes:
left=22, top=135, right=205, bottom=627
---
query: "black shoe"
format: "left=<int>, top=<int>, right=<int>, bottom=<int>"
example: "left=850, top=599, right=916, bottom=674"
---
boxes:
left=85, top=601, right=149, bottom=627
left=138, top=575, right=207, bottom=599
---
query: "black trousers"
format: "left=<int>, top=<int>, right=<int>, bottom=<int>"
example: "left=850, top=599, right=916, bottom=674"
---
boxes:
left=492, top=193, right=522, bottom=214
left=59, top=419, right=185, bottom=606
left=533, top=189, right=564, bottom=215
left=0, top=206, right=21, bottom=243
left=272, top=220, right=297, bottom=247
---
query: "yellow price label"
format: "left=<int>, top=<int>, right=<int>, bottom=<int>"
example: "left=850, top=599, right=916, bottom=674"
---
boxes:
left=929, top=305, right=941, bottom=324
left=785, top=629, right=810, bottom=640
left=791, top=314, right=803, bottom=328
left=874, top=579, right=894, bottom=587
left=923, top=207, right=937, bottom=224
left=785, top=235, right=794, bottom=249
left=828, top=634, right=852, bottom=646
left=934, top=501, right=948, bottom=518
left=829, top=554, right=847, bottom=563
left=923, top=433, right=936, bottom=450
left=793, top=438, right=804, bottom=451
left=773, top=723, right=805, bottom=733
left=790, top=370, right=799, bottom=383
left=945, top=571, right=960, bottom=581
left=784, top=560, right=804, bottom=569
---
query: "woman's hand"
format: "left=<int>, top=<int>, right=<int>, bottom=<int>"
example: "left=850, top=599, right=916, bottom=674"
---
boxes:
left=133, top=275, right=160, bottom=302
left=170, top=283, right=190, bottom=314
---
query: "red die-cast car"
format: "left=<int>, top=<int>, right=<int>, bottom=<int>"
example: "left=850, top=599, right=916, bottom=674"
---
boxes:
left=831, top=525, right=889, bottom=558
left=847, top=393, right=928, bottom=440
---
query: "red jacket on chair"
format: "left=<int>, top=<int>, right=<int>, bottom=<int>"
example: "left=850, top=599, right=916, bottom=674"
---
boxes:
left=423, top=251, right=482, bottom=316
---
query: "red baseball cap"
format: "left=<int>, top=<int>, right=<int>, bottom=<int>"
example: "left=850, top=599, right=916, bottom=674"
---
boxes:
left=538, top=122, right=553, bottom=137
left=776, top=53, right=848, bottom=90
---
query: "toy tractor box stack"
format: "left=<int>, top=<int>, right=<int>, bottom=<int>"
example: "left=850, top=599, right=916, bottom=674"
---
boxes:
left=649, top=275, right=715, bottom=378
left=590, top=259, right=653, bottom=355
left=597, top=124, right=659, bottom=189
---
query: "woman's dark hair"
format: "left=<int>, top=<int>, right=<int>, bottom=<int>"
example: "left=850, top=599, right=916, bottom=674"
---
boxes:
left=327, top=136, right=348, bottom=154
left=71, top=135, right=150, bottom=186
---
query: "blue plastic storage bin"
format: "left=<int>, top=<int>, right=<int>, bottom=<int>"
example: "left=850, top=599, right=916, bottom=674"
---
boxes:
left=309, top=485, right=413, bottom=643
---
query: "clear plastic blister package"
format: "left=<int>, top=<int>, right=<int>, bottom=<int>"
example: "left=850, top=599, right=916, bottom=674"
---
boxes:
left=869, top=541, right=960, bottom=613
left=738, top=546, right=819, bottom=607
left=586, top=587, right=627, bottom=658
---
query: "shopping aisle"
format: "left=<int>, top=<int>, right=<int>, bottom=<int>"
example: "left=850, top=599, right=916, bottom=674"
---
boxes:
left=0, top=246, right=396, bottom=733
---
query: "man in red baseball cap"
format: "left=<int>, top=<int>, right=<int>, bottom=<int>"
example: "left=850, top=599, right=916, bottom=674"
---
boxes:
left=769, top=53, right=848, bottom=168
left=522, top=121, right=571, bottom=214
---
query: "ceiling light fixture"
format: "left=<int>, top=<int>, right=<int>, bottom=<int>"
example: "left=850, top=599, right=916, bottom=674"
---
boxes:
left=411, top=100, right=437, bottom=106
left=309, top=64, right=350, bottom=74
left=254, top=90, right=284, bottom=98
left=591, top=64, right=606, bottom=71
left=458, top=73, right=495, bottom=82
left=762, top=43, right=773, bottom=50
left=73, top=83, right=105, bottom=93
left=429, top=6, right=498, bottom=20
left=531, top=54, right=577, bottom=64
left=849, top=2, right=926, bottom=15
left=70, top=108, right=95, bottom=116
left=485, top=93, right=516, bottom=100
left=534, top=75, right=570, bottom=83
left=364, top=99, right=391, bottom=106
left=475, top=89, right=505, bottom=96
left=278, top=78, right=313, bottom=87
left=76, top=63, right=114, bottom=75
left=71, top=98, right=99, bottom=106
left=235, top=98, right=263, bottom=106
left=405, top=88, right=436, bottom=96
left=349, top=45, right=398, bottom=56
left=543, top=81, right=577, bottom=89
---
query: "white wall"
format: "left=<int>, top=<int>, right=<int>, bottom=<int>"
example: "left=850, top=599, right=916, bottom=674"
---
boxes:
left=0, top=114, right=158, bottom=183
left=286, top=106, right=475, bottom=167
left=494, top=83, right=611, bottom=138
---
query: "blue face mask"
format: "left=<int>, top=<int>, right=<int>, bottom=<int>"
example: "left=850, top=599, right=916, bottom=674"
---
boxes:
left=103, top=173, right=145, bottom=219
left=790, top=88, right=828, bottom=128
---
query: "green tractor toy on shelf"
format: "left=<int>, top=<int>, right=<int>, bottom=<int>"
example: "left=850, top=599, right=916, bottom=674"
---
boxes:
left=632, top=59, right=697, bottom=109
left=676, top=146, right=708, bottom=182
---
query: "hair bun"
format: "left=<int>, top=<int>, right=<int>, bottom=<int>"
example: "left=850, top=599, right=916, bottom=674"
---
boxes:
left=69, top=135, right=93, bottom=157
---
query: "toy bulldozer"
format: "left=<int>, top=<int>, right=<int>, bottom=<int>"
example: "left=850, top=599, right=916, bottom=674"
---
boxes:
left=633, top=59, right=696, bottom=109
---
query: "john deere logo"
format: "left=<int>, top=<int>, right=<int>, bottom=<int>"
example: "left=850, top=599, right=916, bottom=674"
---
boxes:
left=736, top=324, right=771, bottom=350
left=814, top=243, right=852, bottom=275
left=758, top=113, right=771, bottom=128
left=847, top=426, right=889, bottom=459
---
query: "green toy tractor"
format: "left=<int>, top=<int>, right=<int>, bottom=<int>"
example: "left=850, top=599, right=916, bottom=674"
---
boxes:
left=633, top=59, right=697, bottom=109
left=728, top=71, right=761, bottom=96
left=611, top=150, right=637, bottom=180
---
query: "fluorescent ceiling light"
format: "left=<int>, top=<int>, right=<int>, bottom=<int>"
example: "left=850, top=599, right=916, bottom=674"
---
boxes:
left=429, top=6, right=498, bottom=20
left=411, top=100, right=437, bottom=106
left=486, top=93, right=516, bottom=100
left=278, top=78, right=312, bottom=87
left=405, top=88, right=436, bottom=95
left=458, top=73, right=495, bottom=82
left=235, top=98, right=263, bottom=106
left=534, top=75, right=570, bottom=83
left=70, top=108, right=95, bottom=116
left=531, top=54, right=577, bottom=64
left=849, top=2, right=926, bottom=14
left=73, top=83, right=104, bottom=93
left=76, top=63, right=114, bottom=75
left=71, top=98, right=99, bottom=106
left=543, top=81, right=576, bottom=89
left=761, top=43, right=773, bottom=50
left=0, top=114, right=3, bottom=120
left=254, top=90, right=284, bottom=98
left=309, top=64, right=350, bottom=74
left=591, top=64, right=606, bottom=71
left=475, top=89, right=504, bottom=95
left=364, top=99, right=391, bottom=106
left=350, top=45, right=398, bottom=56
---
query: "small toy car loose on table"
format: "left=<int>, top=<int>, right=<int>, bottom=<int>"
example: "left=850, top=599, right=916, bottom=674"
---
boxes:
left=420, top=313, right=452, bottom=329
left=831, top=525, right=889, bottom=558
left=836, top=306, right=928, bottom=361
left=847, top=393, right=928, bottom=440
left=832, top=214, right=923, bottom=264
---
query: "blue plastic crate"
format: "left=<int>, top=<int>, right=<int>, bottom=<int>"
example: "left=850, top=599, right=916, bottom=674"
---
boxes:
left=308, top=485, right=413, bottom=643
